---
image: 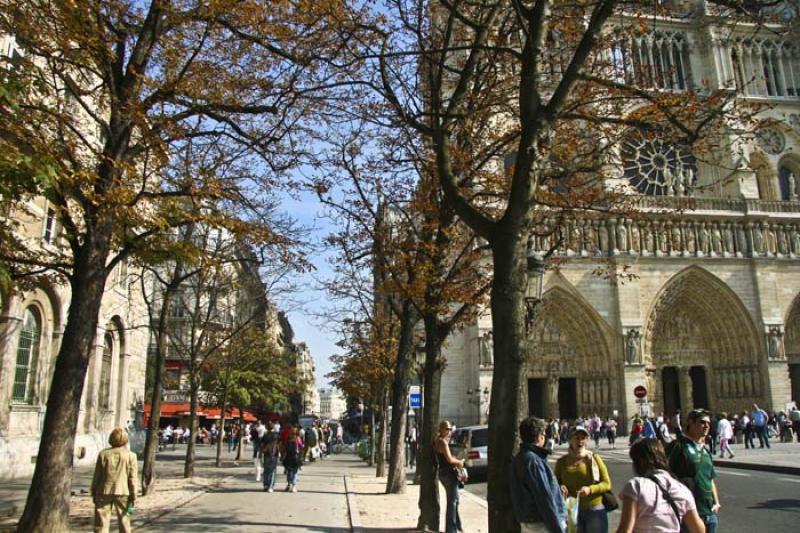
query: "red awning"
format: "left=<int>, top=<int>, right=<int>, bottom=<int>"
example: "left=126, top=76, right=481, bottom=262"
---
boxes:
left=144, top=403, right=257, bottom=424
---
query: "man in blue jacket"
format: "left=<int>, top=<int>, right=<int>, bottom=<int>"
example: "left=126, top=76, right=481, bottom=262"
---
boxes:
left=510, top=416, right=566, bottom=533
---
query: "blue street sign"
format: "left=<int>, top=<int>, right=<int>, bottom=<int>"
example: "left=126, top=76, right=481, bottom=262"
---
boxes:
left=409, top=392, right=422, bottom=408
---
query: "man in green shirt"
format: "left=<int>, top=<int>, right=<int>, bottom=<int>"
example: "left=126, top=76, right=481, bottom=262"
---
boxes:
left=668, top=409, right=720, bottom=533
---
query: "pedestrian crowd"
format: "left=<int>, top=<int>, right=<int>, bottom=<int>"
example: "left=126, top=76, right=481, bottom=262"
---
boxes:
left=247, top=419, right=342, bottom=493
left=436, top=404, right=800, bottom=533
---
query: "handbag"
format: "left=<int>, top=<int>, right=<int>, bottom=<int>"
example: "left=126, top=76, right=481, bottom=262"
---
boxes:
left=589, top=453, right=619, bottom=512
left=453, top=465, right=469, bottom=488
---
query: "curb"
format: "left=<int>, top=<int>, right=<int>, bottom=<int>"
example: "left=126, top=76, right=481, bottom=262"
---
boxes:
left=344, top=474, right=363, bottom=533
left=461, top=488, right=488, bottom=509
left=713, top=460, right=800, bottom=476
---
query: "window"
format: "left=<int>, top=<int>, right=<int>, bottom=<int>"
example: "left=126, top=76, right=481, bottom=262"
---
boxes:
left=611, top=31, right=691, bottom=91
left=732, top=39, right=800, bottom=98
left=42, top=207, right=56, bottom=243
left=13, top=308, right=41, bottom=403
left=621, top=130, right=696, bottom=196
left=99, top=334, right=113, bottom=410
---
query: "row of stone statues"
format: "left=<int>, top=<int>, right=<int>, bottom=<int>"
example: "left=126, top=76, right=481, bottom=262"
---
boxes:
left=716, top=367, right=761, bottom=399
left=530, top=217, right=800, bottom=258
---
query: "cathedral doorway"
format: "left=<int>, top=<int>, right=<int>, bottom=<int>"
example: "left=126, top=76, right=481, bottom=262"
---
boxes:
left=786, top=295, right=800, bottom=404
left=661, top=367, right=681, bottom=415
left=558, top=378, right=578, bottom=420
left=527, top=286, right=618, bottom=419
left=528, top=378, right=547, bottom=418
left=789, top=365, right=800, bottom=404
left=645, top=267, right=762, bottom=414
left=690, top=366, right=709, bottom=409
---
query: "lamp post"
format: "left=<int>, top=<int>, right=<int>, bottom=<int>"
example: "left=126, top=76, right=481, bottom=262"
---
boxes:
left=524, top=252, right=546, bottom=335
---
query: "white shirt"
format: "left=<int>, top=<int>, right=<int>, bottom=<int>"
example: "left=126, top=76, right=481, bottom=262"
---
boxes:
left=717, top=418, right=734, bottom=440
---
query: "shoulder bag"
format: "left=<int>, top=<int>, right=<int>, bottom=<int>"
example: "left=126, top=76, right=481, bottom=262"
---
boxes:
left=590, top=453, right=619, bottom=512
left=647, top=474, right=683, bottom=525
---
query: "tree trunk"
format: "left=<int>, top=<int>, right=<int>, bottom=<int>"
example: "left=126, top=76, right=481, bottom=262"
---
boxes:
left=215, top=370, right=231, bottom=467
left=486, top=232, right=528, bottom=533
left=375, top=392, right=388, bottom=477
left=386, top=300, right=416, bottom=494
left=17, top=245, right=110, bottom=532
left=184, top=377, right=199, bottom=477
left=235, top=411, right=244, bottom=461
left=417, top=317, right=445, bottom=531
left=141, top=279, right=179, bottom=495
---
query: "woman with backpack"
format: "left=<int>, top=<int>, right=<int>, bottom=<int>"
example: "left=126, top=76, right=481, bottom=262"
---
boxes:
left=281, top=426, right=304, bottom=492
left=617, top=438, right=704, bottom=533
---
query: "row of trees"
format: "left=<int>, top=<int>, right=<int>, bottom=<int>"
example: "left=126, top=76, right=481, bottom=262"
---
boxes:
left=1, top=0, right=783, bottom=532
left=323, top=1, right=779, bottom=532
left=0, top=0, right=341, bottom=529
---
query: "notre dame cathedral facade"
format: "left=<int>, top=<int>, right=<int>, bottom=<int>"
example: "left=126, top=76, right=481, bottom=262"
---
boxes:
left=438, top=2, right=800, bottom=427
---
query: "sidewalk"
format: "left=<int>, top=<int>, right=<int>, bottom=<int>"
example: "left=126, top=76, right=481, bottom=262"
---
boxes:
left=0, top=444, right=248, bottom=532
left=140, top=451, right=488, bottom=532
left=598, top=439, right=800, bottom=475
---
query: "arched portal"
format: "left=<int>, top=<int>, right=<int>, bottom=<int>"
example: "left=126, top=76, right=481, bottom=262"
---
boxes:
left=785, top=295, right=800, bottom=403
left=644, top=267, right=762, bottom=415
left=527, top=286, right=618, bottom=420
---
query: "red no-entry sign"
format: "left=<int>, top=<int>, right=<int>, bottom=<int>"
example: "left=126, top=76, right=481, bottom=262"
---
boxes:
left=634, top=385, right=647, bottom=399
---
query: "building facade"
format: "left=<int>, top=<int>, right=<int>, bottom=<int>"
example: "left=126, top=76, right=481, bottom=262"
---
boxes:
left=0, top=195, right=149, bottom=479
left=318, top=387, right=347, bottom=421
left=439, top=4, right=800, bottom=427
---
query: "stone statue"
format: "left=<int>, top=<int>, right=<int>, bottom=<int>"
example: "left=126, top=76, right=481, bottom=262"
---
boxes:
left=789, top=171, right=798, bottom=200
left=671, top=224, right=682, bottom=255
left=752, top=223, right=764, bottom=255
left=617, top=219, right=628, bottom=253
left=723, top=223, right=735, bottom=255
left=698, top=222, right=710, bottom=255
left=479, top=331, right=494, bottom=366
left=625, top=329, right=641, bottom=365
left=631, top=222, right=641, bottom=254
left=711, top=224, right=723, bottom=255
left=767, top=327, right=784, bottom=359
left=736, top=225, right=748, bottom=257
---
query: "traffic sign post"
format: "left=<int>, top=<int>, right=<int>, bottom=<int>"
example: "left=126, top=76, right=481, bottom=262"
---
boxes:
left=409, top=392, right=422, bottom=408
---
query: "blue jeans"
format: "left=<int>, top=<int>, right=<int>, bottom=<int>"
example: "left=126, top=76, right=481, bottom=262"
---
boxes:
left=263, top=457, right=278, bottom=489
left=681, top=513, right=717, bottom=533
left=286, top=465, right=299, bottom=486
left=439, top=472, right=462, bottom=533
left=578, top=507, right=608, bottom=533
left=756, top=425, right=771, bottom=448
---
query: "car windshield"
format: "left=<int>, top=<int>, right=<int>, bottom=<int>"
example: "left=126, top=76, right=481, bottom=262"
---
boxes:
left=471, top=428, right=488, bottom=447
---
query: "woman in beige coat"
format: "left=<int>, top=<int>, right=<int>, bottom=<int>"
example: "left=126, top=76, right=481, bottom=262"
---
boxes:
left=91, top=427, right=137, bottom=533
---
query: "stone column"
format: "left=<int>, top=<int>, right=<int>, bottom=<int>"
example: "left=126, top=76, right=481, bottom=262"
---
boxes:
left=547, top=376, right=559, bottom=420
left=678, top=366, right=693, bottom=416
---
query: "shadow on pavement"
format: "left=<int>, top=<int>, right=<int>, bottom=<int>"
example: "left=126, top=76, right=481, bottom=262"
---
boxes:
left=749, top=499, right=800, bottom=512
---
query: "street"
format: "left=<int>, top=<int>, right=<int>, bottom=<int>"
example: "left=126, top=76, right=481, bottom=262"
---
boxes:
left=464, top=445, right=800, bottom=533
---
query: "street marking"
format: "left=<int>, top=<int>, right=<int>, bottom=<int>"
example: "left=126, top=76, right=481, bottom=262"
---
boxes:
left=717, top=471, right=751, bottom=477
left=777, top=478, right=800, bottom=483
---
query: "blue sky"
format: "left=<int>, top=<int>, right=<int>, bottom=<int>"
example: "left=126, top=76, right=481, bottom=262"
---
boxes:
left=275, top=188, right=339, bottom=387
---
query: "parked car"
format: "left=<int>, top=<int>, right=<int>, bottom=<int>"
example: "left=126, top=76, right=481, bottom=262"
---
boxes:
left=449, top=425, right=488, bottom=476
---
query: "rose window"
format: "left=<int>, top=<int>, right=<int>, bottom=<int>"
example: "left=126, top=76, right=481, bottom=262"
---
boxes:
left=622, top=132, right=696, bottom=196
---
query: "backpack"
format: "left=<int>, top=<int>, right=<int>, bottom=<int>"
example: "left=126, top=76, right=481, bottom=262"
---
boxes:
left=260, top=433, right=279, bottom=458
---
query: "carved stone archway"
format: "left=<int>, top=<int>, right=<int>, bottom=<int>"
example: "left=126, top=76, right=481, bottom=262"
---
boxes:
left=785, top=295, right=800, bottom=403
left=644, top=267, right=762, bottom=414
left=527, top=286, right=618, bottom=420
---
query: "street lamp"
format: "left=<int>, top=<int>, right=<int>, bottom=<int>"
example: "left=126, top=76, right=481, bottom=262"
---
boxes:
left=525, top=252, right=546, bottom=334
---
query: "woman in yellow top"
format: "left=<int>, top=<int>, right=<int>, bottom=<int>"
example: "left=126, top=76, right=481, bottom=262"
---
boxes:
left=555, top=425, right=611, bottom=533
